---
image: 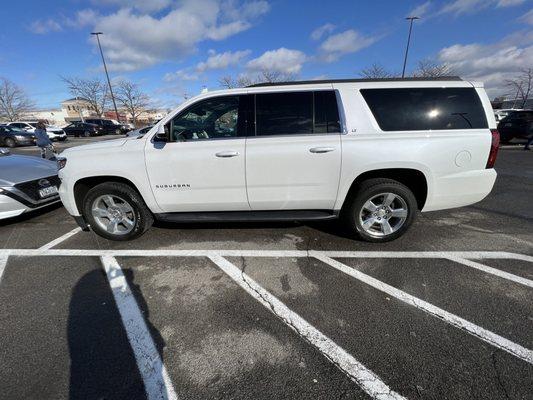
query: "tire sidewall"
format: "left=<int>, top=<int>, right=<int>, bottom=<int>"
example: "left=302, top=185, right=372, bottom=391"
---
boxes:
left=348, top=182, right=417, bottom=242
left=5, top=138, right=16, bottom=148
left=83, top=184, right=149, bottom=241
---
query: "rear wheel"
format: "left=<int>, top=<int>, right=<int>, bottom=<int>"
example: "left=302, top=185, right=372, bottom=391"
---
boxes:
left=343, top=178, right=417, bottom=242
left=83, top=182, right=153, bottom=241
left=4, top=137, right=16, bottom=148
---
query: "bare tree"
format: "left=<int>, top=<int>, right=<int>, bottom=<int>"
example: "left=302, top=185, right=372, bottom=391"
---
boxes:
left=115, top=80, right=150, bottom=125
left=218, top=70, right=295, bottom=89
left=61, top=76, right=108, bottom=117
left=413, top=59, right=454, bottom=78
left=505, top=68, right=533, bottom=109
left=0, top=78, right=34, bottom=122
left=359, top=63, right=395, bottom=79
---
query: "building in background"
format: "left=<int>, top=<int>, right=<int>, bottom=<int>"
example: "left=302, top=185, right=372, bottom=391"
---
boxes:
left=61, top=97, right=97, bottom=122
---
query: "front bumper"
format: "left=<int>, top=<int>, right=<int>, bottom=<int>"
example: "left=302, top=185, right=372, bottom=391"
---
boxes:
left=0, top=192, right=60, bottom=220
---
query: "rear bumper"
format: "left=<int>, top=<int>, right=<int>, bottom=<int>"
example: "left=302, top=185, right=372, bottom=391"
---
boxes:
left=422, top=169, right=497, bottom=212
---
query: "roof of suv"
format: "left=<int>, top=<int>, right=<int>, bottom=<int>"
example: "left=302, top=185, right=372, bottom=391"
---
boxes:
left=247, top=76, right=463, bottom=88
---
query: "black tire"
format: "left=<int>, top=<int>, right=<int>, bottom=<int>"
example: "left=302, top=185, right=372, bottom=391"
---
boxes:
left=84, top=130, right=90, bottom=137
left=342, top=178, right=417, bottom=242
left=83, top=182, right=153, bottom=241
left=4, top=137, right=16, bottom=148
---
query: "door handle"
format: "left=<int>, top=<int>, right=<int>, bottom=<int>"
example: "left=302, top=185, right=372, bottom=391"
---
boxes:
left=215, top=150, right=240, bottom=158
left=309, top=147, right=335, bottom=153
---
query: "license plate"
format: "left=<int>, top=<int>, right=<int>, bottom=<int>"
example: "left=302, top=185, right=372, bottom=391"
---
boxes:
left=504, top=123, right=512, bottom=127
left=39, top=186, right=58, bottom=198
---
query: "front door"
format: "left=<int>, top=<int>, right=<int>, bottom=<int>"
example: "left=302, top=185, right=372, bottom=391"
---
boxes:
left=246, top=90, right=342, bottom=210
left=145, top=94, right=251, bottom=213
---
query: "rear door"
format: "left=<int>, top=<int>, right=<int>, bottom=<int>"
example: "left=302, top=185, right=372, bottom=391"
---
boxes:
left=245, top=90, right=342, bottom=210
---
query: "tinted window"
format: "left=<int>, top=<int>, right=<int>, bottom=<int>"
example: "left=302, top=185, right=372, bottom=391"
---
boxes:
left=256, top=92, right=313, bottom=135
left=361, top=88, right=488, bottom=131
left=170, top=95, right=246, bottom=141
left=315, top=91, right=341, bottom=133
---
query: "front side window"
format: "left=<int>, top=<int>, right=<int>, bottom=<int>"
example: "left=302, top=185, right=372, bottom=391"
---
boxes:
left=169, top=95, right=245, bottom=141
left=361, top=87, right=488, bottom=131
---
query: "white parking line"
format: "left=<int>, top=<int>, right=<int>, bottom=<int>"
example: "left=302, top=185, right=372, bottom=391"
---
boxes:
left=447, top=257, right=533, bottom=289
left=313, top=255, right=533, bottom=365
left=100, top=256, right=178, bottom=400
left=38, top=227, right=82, bottom=250
left=0, top=255, right=7, bottom=283
left=208, top=255, right=406, bottom=400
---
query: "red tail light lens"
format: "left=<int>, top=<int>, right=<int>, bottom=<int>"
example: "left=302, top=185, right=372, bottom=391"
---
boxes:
left=486, top=129, right=500, bottom=169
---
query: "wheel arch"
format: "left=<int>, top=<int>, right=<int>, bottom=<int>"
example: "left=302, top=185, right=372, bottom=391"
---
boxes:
left=73, top=175, right=143, bottom=215
left=341, top=168, right=428, bottom=211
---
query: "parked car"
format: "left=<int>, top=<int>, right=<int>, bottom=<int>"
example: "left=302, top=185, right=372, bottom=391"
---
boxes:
left=63, top=122, right=103, bottom=137
left=494, top=108, right=521, bottom=123
left=127, top=125, right=153, bottom=137
left=57, top=77, right=498, bottom=242
left=84, top=118, right=129, bottom=135
left=7, top=121, right=67, bottom=141
left=497, top=110, right=533, bottom=143
left=0, top=125, right=36, bottom=147
left=0, top=149, right=60, bottom=219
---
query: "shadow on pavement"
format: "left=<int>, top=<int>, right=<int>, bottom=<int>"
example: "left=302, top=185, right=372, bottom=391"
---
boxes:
left=68, top=268, right=165, bottom=400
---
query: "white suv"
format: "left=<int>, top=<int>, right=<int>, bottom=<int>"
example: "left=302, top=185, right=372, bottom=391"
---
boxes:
left=57, top=78, right=499, bottom=242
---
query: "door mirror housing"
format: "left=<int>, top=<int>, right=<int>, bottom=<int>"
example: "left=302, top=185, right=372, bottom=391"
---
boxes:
left=154, top=124, right=169, bottom=142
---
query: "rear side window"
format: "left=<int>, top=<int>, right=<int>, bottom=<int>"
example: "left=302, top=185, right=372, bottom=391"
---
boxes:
left=255, top=91, right=340, bottom=136
left=361, top=88, right=488, bottom=131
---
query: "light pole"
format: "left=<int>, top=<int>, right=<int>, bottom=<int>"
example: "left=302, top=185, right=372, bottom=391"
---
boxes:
left=91, top=32, right=120, bottom=122
left=401, top=16, right=419, bottom=78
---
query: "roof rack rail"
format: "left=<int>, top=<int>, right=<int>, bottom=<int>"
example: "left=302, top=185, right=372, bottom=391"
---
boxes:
left=247, top=76, right=463, bottom=88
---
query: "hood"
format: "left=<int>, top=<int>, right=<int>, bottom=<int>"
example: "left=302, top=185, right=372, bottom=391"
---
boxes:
left=61, top=137, right=129, bottom=154
left=0, top=155, right=57, bottom=186
left=47, top=126, right=63, bottom=132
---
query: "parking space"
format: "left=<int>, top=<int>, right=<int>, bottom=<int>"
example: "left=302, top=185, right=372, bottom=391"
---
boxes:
left=0, top=147, right=532, bottom=399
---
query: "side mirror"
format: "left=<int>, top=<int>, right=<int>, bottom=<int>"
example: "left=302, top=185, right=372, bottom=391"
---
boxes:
left=154, top=124, right=169, bottom=142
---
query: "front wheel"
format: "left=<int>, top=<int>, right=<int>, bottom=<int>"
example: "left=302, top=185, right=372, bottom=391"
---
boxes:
left=4, top=138, right=16, bottom=148
left=83, top=182, right=153, bottom=241
left=343, top=178, right=417, bottom=242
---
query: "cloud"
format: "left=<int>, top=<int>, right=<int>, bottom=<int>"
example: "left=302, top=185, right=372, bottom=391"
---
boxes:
left=28, top=19, right=62, bottom=34
left=407, top=1, right=432, bottom=17
left=519, top=9, right=533, bottom=25
left=64, top=9, right=99, bottom=28
left=163, top=69, right=199, bottom=82
left=319, top=29, right=377, bottom=62
left=438, top=0, right=525, bottom=16
left=246, top=48, right=307, bottom=74
left=311, top=23, right=336, bottom=41
left=91, top=0, right=172, bottom=13
left=91, top=0, right=270, bottom=71
left=437, top=31, right=533, bottom=96
left=196, top=50, right=251, bottom=72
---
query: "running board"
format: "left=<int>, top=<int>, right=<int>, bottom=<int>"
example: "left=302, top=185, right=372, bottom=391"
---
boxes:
left=155, top=210, right=339, bottom=223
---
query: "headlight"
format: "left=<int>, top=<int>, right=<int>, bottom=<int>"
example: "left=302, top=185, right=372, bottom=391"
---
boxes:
left=57, top=157, right=67, bottom=170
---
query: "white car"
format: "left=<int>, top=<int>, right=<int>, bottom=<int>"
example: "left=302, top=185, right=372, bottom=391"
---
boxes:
left=0, top=149, right=60, bottom=219
left=7, top=122, right=67, bottom=142
left=57, top=77, right=498, bottom=242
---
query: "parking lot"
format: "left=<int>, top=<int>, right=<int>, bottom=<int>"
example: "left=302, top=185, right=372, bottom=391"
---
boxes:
left=0, top=140, right=532, bottom=399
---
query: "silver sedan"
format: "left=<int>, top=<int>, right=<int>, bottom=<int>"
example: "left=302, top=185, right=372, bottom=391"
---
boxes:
left=0, top=148, right=60, bottom=220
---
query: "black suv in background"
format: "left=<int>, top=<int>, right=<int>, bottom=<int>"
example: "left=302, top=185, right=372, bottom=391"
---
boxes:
left=498, top=110, right=533, bottom=143
left=63, top=122, right=103, bottom=137
left=0, top=125, right=36, bottom=147
left=84, top=118, right=130, bottom=135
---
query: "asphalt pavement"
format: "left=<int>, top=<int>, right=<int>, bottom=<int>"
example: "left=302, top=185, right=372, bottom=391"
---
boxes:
left=0, top=138, right=532, bottom=400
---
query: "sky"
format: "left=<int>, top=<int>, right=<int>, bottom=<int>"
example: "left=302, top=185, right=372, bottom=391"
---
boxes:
left=0, top=0, right=532, bottom=110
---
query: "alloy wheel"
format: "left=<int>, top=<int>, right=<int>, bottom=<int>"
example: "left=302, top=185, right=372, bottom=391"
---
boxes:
left=91, top=194, right=136, bottom=235
left=358, top=192, right=408, bottom=237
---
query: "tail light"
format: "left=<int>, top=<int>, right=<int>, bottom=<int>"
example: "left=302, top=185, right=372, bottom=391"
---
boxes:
left=486, top=129, right=500, bottom=169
